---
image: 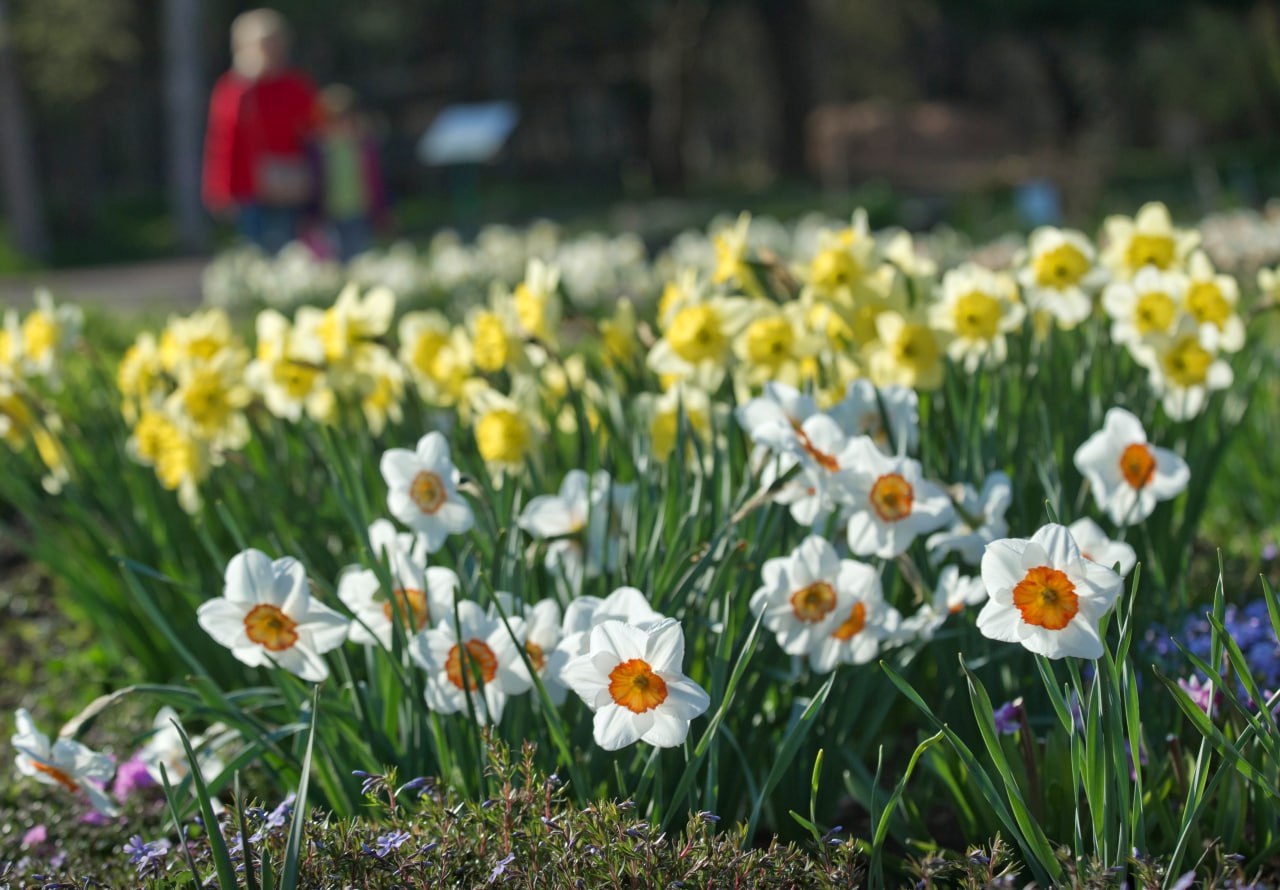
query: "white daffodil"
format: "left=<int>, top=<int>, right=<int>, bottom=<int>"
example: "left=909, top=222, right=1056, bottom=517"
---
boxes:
left=734, top=381, right=819, bottom=446
left=893, top=565, right=984, bottom=645
left=18, top=289, right=82, bottom=382
left=197, top=549, right=349, bottom=682
left=338, top=526, right=459, bottom=649
left=380, top=432, right=475, bottom=552
left=12, top=709, right=118, bottom=816
left=1073, top=407, right=1190, bottom=526
left=410, top=600, right=530, bottom=724
left=750, top=535, right=853, bottom=656
left=761, top=413, right=854, bottom=528
left=929, top=263, right=1025, bottom=372
left=1067, top=518, right=1137, bottom=577
left=804, top=560, right=897, bottom=672
left=245, top=309, right=335, bottom=424
left=1101, top=266, right=1186, bottom=350
left=837, top=437, right=954, bottom=559
left=977, top=523, right=1123, bottom=660
left=561, top=618, right=710, bottom=750
left=1137, top=318, right=1233, bottom=422
left=1184, top=251, right=1244, bottom=353
left=556, top=586, right=666, bottom=663
left=828, top=380, right=919, bottom=455
left=926, top=472, right=1013, bottom=566
left=517, top=470, right=635, bottom=593
left=513, top=598, right=571, bottom=705
left=1017, top=226, right=1105, bottom=330
left=138, top=707, right=226, bottom=787
left=1100, top=201, right=1198, bottom=281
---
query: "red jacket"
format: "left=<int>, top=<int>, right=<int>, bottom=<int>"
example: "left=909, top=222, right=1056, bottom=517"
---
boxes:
left=202, top=69, right=317, bottom=211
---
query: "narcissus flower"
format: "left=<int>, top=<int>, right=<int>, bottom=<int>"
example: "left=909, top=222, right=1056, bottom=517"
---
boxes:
left=517, top=470, right=635, bottom=592
left=929, top=263, right=1025, bottom=371
left=1073, top=408, right=1189, bottom=526
left=561, top=618, right=710, bottom=750
left=750, top=535, right=854, bottom=656
left=197, top=549, right=349, bottom=682
left=977, top=523, right=1123, bottom=659
left=409, top=600, right=531, bottom=724
left=1100, top=201, right=1197, bottom=281
left=926, top=472, right=1012, bottom=566
left=1137, top=318, right=1233, bottom=422
left=339, top=521, right=460, bottom=649
left=137, top=707, right=225, bottom=788
left=1067, top=517, right=1137, bottom=577
left=828, top=380, right=918, bottom=455
left=557, top=586, right=666, bottom=663
left=863, top=311, right=947, bottom=391
left=805, top=560, right=896, bottom=672
left=838, top=437, right=954, bottom=558
left=12, top=709, right=118, bottom=816
left=1102, top=266, right=1185, bottom=349
left=380, top=432, right=475, bottom=551
left=1017, top=227, right=1104, bottom=330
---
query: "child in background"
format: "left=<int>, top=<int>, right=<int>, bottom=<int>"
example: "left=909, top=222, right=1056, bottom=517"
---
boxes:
left=309, top=85, right=389, bottom=261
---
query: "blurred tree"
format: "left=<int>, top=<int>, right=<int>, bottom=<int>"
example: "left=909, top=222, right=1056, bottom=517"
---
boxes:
left=0, top=0, right=48, bottom=260
left=164, top=0, right=208, bottom=252
left=10, top=0, right=136, bottom=105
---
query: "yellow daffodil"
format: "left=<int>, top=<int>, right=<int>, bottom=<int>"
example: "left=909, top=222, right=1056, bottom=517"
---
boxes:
left=929, top=263, right=1025, bottom=372
left=1101, top=202, right=1198, bottom=281
left=863, top=310, right=947, bottom=391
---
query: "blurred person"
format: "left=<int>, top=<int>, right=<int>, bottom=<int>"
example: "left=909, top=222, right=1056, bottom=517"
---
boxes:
left=202, top=9, right=317, bottom=253
left=307, top=85, right=390, bottom=262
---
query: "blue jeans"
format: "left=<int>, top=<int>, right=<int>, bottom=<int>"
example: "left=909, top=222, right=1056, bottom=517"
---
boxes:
left=238, top=204, right=300, bottom=254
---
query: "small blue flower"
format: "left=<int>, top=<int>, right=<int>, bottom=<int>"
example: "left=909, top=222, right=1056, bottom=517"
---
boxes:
left=374, top=830, right=411, bottom=857
left=488, top=853, right=516, bottom=883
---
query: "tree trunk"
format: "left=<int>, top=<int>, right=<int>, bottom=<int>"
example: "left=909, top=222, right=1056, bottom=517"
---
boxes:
left=163, top=0, right=209, bottom=253
left=648, top=0, right=707, bottom=192
left=758, top=0, right=814, bottom=180
left=0, top=0, right=49, bottom=261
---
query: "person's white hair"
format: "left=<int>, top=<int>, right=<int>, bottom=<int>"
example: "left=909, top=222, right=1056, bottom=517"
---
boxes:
left=231, top=9, right=290, bottom=80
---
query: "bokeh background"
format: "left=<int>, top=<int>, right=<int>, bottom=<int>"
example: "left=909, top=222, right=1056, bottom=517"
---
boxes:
left=1, top=0, right=1279, bottom=269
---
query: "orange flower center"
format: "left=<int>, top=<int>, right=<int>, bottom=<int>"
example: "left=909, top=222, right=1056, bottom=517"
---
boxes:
left=1119, top=443, right=1156, bottom=490
left=831, top=602, right=867, bottom=641
left=33, top=760, right=81, bottom=793
left=792, top=422, right=840, bottom=472
left=869, top=473, right=913, bottom=522
left=410, top=471, right=447, bottom=514
left=445, top=639, right=498, bottom=691
left=381, top=588, right=430, bottom=632
left=1012, top=566, right=1079, bottom=630
left=790, top=580, right=838, bottom=623
left=526, top=641, right=547, bottom=673
left=244, top=604, right=299, bottom=652
left=607, top=658, right=669, bottom=714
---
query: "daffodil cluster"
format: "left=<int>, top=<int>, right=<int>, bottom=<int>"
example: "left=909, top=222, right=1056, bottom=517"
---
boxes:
left=0, top=289, right=80, bottom=492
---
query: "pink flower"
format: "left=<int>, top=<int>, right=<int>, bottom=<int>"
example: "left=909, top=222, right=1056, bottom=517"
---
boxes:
left=22, top=824, right=48, bottom=847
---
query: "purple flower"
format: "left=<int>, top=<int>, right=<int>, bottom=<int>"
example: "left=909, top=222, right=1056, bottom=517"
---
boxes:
left=21, top=824, right=48, bottom=848
left=1178, top=675, right=1219, bottom=718
left=123, top=835, right=170, bottom=878
left=489, top=853, right=516, bottom=884
left=1261, top=541, right=1277, bottom=562
left=374, top=830, right=411, bottom=857
left=992, top=698, right=1023, bottom=736
left=250, top=792, right=296, bottom=843
left=1170, top=871, right=1196, bottom=890
left=112, top=754, right=157, bottom=800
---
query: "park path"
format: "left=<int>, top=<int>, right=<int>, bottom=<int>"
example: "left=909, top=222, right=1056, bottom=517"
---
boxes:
left=0, top=257, right=206, bottom=312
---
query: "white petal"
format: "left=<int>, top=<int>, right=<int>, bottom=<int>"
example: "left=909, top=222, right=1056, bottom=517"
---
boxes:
left=593, top=704, right=643, bottom=750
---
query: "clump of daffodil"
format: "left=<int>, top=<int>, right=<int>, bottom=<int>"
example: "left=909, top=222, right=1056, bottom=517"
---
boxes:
left=711, top=212, right=758, bottom=292
left=295, top=282, right=396, bottom=369
left=465, top=378, right=545, bottom=475
left=398, top=310, right=473, bottom=407
left=465, top=293, right=526, bottom=376
left=929, top=262, right=1025, bottom=372
left=800, top=211, right=880, bottom=303
left=159, top=308, right=237, bottom=374
left=17, top=289, right=81, bottom=384
left=1100, top=201, right=1198, bottom=281
left=245, top=310, right=337, bottom=425
left=637, top=383, right=715, bottom=465
left=599, top=297, right=639, bottom=370
left=732, top=301, right=821, bottom=388
left=510, top=258, right=563, bottom=348
left=540, top=353, right=606, bottom=436
left=1015, top=226, right=1106, bottom=331
left=863, top=309, right=948, bottom=391
left=647, top=274, right=754, bottom=391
